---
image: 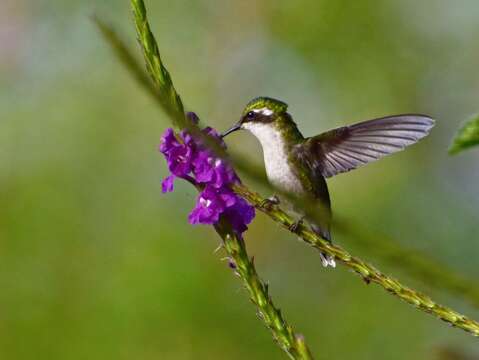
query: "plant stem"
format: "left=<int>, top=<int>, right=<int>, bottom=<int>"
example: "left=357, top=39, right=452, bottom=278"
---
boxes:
left=130, top=0, right=185, bottom=127
left=215, top=220, right=314, bottom=360
left=338, top=220, right=479, bottom=308
left=233, top=184, right=479, bottom=337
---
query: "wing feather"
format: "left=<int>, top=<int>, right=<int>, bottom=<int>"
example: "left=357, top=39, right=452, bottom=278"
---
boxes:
left=303, top=114, right=435, bottom=178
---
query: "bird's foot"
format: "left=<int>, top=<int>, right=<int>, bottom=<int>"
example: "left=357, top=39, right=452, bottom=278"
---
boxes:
left=260, top=195, right=280, bottom=210
left=288, top=217, right=304, bottom=233
left=319, top=252, right=336, bottom=268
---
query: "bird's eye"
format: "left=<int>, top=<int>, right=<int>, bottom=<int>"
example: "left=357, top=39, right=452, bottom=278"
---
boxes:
left=246, top=111, right=255, bottom=120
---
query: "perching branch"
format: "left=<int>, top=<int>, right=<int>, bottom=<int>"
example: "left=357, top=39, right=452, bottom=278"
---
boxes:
left=234, top=184, right=479, bottom=337
left=95, top=0, right=479, bottom=341
left=337, top=221, right=479, bottom=309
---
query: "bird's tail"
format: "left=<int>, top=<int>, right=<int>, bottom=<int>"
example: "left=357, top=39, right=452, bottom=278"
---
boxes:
left=311, top=224, right=336, bottom=268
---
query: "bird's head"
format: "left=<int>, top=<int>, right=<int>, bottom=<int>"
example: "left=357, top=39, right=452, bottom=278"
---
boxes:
left=221, top=97, right=289, bottom=138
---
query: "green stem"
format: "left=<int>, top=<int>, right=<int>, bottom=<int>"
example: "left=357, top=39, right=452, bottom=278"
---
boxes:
left=233, top=184, right=479, bottom=337
left=215, top=220, right=314, bottom=359
left=338, top=221, right=479, bottom=308
left=130, top=0, right=185, bottom=127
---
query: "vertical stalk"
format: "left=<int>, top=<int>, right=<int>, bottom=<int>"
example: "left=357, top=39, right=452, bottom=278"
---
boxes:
left=215, top=220, right=314, bottom=359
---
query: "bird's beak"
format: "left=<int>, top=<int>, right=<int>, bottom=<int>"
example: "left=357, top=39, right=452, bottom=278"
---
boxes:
left=221, top=122, right=241, bottom=138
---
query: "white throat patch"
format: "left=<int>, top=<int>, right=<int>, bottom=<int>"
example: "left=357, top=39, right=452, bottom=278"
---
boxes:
left=241, top=122, right=278, bottom=146
left=242, top=122, right=304, bottom=195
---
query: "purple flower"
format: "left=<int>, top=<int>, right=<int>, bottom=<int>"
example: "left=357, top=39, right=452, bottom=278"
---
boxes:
left=188, top=186, right=236, bottom=225
left=161, top=175, right=175, bottom=193
left=223, top=197, right=255, bottom=234
left=186, top=112, right=200, bottom=125
left=210, top=158, right=239, bottom=187
left=201, top=126, right=225, bottom=147
left=192, top=126, right=238, bottom=187
left=191, top=150, right=215, bottom=183
left=160, top=128, right=195, bottom=177
left=192, top=152, right=239, bottom=188
left=159, top=128, right=180, bottom=155
left=159, top=117, right=256, bottom=235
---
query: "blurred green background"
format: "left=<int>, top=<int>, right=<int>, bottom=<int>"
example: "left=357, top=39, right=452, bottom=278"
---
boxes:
left=2, top=0, right=479, bottom=359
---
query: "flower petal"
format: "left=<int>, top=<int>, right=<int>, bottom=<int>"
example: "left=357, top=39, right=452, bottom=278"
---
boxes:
left=159, top=128, right=180, bottom=155
left=161, top=175, right=175, bottom=193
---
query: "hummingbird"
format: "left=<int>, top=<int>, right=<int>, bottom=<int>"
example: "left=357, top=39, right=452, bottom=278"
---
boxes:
left=221, top=97, right=434, bottom=267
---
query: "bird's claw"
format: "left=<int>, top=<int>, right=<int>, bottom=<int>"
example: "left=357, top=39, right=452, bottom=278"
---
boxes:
left=260, top=195, right=280, bottom=210
left=288, top=218, right=304, bottom=233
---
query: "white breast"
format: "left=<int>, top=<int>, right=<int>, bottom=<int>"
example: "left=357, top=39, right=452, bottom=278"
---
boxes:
left=242, top=122, right=305, bottom=195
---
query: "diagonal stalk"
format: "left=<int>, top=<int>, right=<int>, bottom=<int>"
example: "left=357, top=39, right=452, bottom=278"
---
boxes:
left=234, top=184, right=479, bottom=337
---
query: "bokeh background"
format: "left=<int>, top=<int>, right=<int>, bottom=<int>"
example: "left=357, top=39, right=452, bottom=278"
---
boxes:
left=2, top=0, right=479, bottom=359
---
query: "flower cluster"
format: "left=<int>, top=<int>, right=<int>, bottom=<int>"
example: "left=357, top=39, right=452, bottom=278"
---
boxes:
left=159, top=113, right=255, bottom=235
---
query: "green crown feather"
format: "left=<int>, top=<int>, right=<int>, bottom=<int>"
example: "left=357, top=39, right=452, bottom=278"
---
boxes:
left=243, top=97, right=288, bottom=115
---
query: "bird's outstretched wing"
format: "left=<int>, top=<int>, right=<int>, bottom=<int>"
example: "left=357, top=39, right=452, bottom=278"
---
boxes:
left=302, top=114, right=435, bottom=178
